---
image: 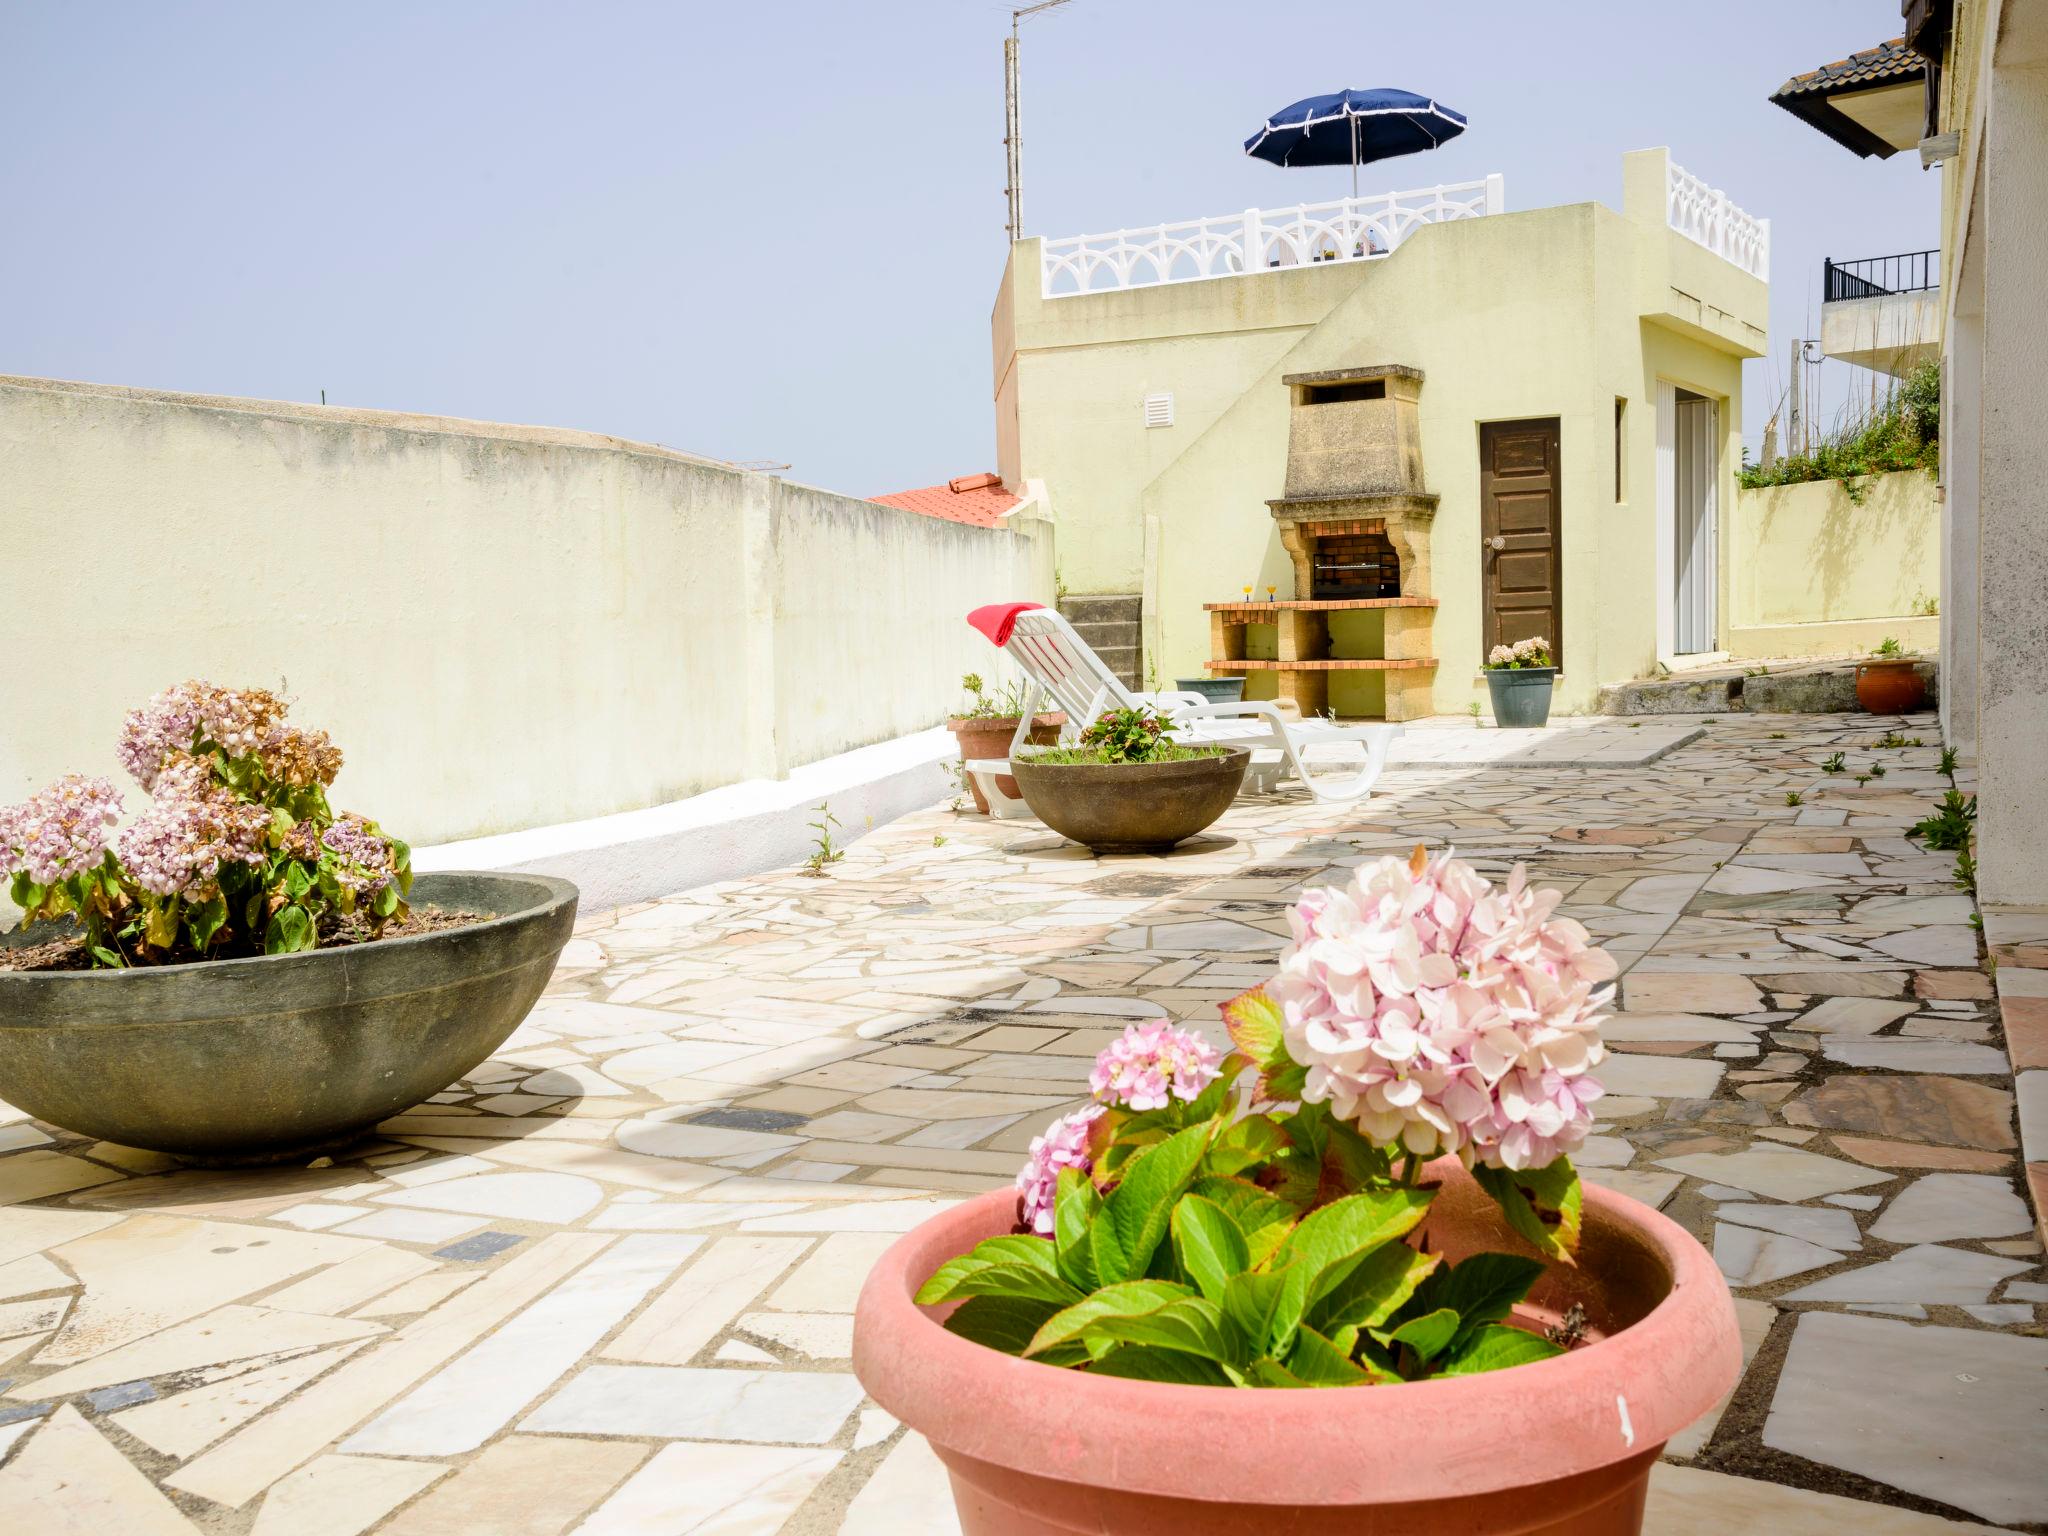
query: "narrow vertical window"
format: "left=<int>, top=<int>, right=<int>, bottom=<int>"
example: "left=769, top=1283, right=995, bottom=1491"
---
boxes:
left=1614, top=397, right=1627, bottom=502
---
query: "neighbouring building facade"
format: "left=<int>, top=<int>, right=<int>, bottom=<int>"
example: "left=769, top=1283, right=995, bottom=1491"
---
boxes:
left=988, top=148, right=1769, bottom=718
left=1770, top=0, right=2048, bottom=905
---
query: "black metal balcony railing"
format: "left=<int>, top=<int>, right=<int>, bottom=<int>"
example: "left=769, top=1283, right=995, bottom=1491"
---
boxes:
left=1824, top=249, right=1939, bottom=302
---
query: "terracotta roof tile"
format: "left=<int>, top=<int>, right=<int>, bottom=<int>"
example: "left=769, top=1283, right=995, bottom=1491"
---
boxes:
left=1772, top=38, right=1921, bottom=100
left=870, top=474, right=1020, bottom=528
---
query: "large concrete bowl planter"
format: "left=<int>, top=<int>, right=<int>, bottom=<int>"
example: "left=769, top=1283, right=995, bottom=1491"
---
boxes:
left=1485, top=666, right=1558, bottom=728
left=947, top=714, right=1066, bottom=813
left=854, top=1164, right=1739, bottom=1536
left=0, top=871, right=577, bottom=1164
left=1009, top=747, right=1250, bottom=854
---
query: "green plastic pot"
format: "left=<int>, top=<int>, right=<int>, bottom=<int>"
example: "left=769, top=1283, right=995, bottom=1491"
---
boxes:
left=1486, top=666, right=1558, bottom=728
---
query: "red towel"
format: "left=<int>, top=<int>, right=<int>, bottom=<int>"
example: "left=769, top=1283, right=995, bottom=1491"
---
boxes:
left=966, top=601, right=1043, bottom=648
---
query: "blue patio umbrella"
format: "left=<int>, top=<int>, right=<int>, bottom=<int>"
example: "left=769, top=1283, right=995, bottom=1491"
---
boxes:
left=1245, top=87, right=1467, bottom=195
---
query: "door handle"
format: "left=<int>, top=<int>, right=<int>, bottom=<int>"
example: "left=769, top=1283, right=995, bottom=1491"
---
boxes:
left=1487, top=535, right=1507, bottom=551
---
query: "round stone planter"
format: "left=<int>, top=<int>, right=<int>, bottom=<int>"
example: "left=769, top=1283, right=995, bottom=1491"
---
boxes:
left=1173, top=677, right=1246, bottom=704
left=947, top=714, right=1066, bottom=814
left=1854, top=657, right=1926, bottom=714
left=0, top=871, right=578, bottom=1163
left=854, top=1164, right=1740, bottom=1536
left=1485, top=665, right=1558, bottom=728
left=1008, top=748, right=1250, bottom=854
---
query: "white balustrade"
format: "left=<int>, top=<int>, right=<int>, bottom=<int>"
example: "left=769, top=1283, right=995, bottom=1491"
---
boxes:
left=1665, top=159, right=1769, bottom=280
left=1039, top=175, right=1505, bottom=298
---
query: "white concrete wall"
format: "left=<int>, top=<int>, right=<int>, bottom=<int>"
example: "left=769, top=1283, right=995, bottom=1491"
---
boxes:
left=0, top=376, right=1053, bottom=845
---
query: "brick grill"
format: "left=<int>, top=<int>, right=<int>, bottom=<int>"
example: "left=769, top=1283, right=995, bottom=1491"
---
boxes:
left=1311, top=530, right=1402, bottom=599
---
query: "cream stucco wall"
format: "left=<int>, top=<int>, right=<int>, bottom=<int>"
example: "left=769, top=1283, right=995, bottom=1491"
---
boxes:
left=1725, top=470, right=1940, bottom=658
left=996, top=150, right=1765, bottom=716
left=0, top=376, right=1053, bottom=846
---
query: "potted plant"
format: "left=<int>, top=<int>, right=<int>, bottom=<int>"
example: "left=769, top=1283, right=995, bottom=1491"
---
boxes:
left=1854, top=636, right=1927, bottom=714
left=1008, top=707, right=1249, bottom=854
left=947, top=673, right=1065, bottom=815
left=1173, top=675, right=1247, bottom=705
left=0, top=681, right=575, bottom=1162
left=1483, top=637, right=1558, bottom=728
left=854, top=848, right=1738, bottom=1534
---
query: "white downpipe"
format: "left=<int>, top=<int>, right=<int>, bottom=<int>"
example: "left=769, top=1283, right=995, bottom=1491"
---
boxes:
left=1654, top=381, right=1677, bottom=661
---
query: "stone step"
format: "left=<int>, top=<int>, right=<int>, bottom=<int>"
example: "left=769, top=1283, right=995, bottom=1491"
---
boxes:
left=1597, top=658, right=1942, bottom=715
left=1068, top=619, right=1140, bottom=647
left=1059, top=594, right=1142, bottom=625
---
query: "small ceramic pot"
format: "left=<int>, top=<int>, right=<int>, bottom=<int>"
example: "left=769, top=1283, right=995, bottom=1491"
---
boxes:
left=1173, top=677, right=1246, bottom=704
left=1854, top=658, right=1926, bottom=714
left=947, top=714, right=1065, bottom=813
left=1485, top=666, right=1557, bottom=728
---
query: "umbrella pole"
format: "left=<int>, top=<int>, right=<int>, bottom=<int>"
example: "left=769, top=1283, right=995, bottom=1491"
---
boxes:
left=1350, top=114, right=1358, bottom=198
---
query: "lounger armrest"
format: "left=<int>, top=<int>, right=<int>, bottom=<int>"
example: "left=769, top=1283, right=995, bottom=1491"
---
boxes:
left=1172, top=700, right=1293, bottom=725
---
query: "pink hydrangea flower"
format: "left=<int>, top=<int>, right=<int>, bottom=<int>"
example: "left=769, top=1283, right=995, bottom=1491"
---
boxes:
left=1089, top=1019, right=1223, bottom=1111
left=117, top=681, right=289, bottom=791
left=1015, top=1105, right=1104, bottom=1236
left=1267, top=848, right=1615, bottom=1171
left=0, top=775, right=122, bottom=885
left=321, top=815, right=395, bottom=896
left=115, top=790, right=271, bottom=900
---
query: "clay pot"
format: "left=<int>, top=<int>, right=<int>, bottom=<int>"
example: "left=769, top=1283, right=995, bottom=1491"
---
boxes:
left=854, top=1164, right=1739, bottom=1536
left=1485, top=666, right=1558, bottom=728
left=1009, top=748, right=1251, bottom=854
left=947, top=714, right=1065, bottom=813
left=1854, top=658, right=1926, bottom=714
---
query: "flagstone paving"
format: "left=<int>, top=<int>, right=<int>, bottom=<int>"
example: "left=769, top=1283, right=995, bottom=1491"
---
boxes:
left=0, top=711, right=2043, bottom=1533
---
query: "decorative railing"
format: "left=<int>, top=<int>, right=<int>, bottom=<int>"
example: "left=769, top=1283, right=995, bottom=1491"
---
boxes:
left=1824, top=249, right=1938, bottom=302
left=1039, top=175, right=1505, bottom=298
left=1665, top=159, right=1769, bottom=279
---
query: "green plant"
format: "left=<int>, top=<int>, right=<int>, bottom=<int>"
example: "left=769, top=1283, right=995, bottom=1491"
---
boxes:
left=1954, top=847, right=1977, bottom=894
left=1484, top=637, right=1553, bottom=670
left=3, top=683, right=410, bottom=967
left=1873, top=730, right=1910, bottom=749
left=1769, top=732, right=1788, bottom=739
left=1738, top=361, right=1938, bottom=493
left=1028, top=743, right=1229, bottom=766
left=1939, top=746, right=1959, bottom=776
left=1910, top=790, right=1977, bottom=851
left=1784, top=791, right=1804, bottom=806
left=1822, top=752, right=1845, bottom=773
left=1468, top=701, right=1482, bottom=718
left=1910, top=592, right=1939, bottom=617
left=956, top=672, right=1029, bottom=722
left=1869, top=763, right=1887, bottom=778
left=1870, top=636, right=1909, bottom=659
left=804, top=803, right=846, bottom=875
left=922, top=848, right=1602, bottom=1390
left=1055, top=568, right=1070, bottom=601
left=1744, top=665, right=1770, bottom=678
left=933, top=834, right=948, bottom=847
left=1077, top=706, right=1176, bottom=764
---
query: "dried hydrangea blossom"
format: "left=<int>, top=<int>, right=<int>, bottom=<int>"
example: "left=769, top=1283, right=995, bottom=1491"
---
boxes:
left=116, top=789, right=271, bottom=900
left=0, top=775, right=123, bottom=885
left=117, top=681, right=290, bottom=789
left=1268, top=848, right=1613, bottom=1171
left=258, top=724, right=344, bottom=788
left=1089, top=1019, right=1223, bottom=1112
left=321, top=814, right=396, bottom=896
left=1016, top=1105, right=1104, bottom=1236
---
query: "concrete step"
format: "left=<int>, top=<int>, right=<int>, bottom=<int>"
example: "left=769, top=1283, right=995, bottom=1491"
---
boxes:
left=1068, top=619, right=1140, bottom=648
left=1060, top=594, right=1142, bottom=625
left=1598, top=657, right=1941, bottom=715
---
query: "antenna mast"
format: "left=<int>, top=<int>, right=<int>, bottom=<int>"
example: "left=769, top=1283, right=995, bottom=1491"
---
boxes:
left=1005, top=0, right=1073, bottom=243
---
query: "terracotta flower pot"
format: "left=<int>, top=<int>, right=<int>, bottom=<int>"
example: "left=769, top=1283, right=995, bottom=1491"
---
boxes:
left=1009, top=747, right=1251, bottom=854
left=947, top=714, right=1066, bottom=813
left=1854, top=657, right=1926, bottom=714
left=854, top=1164, right=1739, bottom=1536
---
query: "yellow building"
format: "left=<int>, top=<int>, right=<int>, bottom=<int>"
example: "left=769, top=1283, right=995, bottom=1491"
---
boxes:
left=990, top=148, right=1769, bottom=719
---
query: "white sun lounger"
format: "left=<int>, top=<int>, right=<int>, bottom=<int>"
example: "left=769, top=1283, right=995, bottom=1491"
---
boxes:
left=997, top=608, right=1400, bottom=803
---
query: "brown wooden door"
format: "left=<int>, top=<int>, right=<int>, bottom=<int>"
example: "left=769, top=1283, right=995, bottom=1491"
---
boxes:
left=1480, top=418, right=1562, bottom=666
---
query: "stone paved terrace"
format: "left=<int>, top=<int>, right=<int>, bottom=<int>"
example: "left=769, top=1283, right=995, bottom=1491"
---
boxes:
left=1, top=712, right=2044, bottom=1535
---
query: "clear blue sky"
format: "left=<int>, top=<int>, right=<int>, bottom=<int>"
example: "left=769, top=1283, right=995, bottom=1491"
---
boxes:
left=1, top=1, right=1936, bottom=494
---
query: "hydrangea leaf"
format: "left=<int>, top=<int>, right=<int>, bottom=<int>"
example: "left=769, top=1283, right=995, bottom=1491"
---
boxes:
left=1220, top=1268, right=1286, bottom=1353
left=1436, top=1323, right=1566, bottom=1377
left=1089, top=1345, right=1235, bottom=1386
left=1205, top=1114, right=1290, bottom=1179
left=1099, top=1120, right=1215, bottom=1284
left=1024, top=1280, right=1195, bottom=1358
left=1281, top=1323, right=1374, bottom=1386
left=1220, top=986, right=1308, bottom=1101
left=1374, top=1305, right=1460, bottom=1363
left=915, top=1235, right=1079, bottom=1307
left=1187, top=1176, right=1299, bottom=1267
left=1170, top=1194, right=1250, bottom=1304
left=1053, top=1167, right=1102, bottom=1292
left=1266, top=1188, right=1432, bottom=1341
left=1309, top=1242, right=1439, bottom=1333
left=1081, top=1295, right=1242, bottom=1368
left=1471, top=1159, right=1583, bottom=1264
left=1402, top=1251, right=1548, bottom=1355
left=942, top=1295, right=1062, bottom=1357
